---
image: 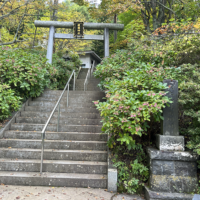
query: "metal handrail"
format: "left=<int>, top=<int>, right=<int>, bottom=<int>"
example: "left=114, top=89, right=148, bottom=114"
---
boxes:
left=76, top=66, right=82, bottom=79
left=84, top=61, right=95, bottom=91
left=40, top=70, right=76, bottom=174
left=84, top=68, right=90, bottom=91
left=91, top=61, right=95, bottom=75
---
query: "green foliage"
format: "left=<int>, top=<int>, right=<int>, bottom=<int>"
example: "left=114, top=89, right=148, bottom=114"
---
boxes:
left=0, top=47, right=51, bottom=98
left=176, top=64, right=200, bottom=159
left=0, top=84, right=21, bottom=120
left=94, top=49, right=176, bottom=150
left=93, top=49, right=180, bottom=193
left=0, top=47, right=81, bottom=121
left=50, top=51, right=81, bottom=89
left=113, top=157, right=149, bottom=194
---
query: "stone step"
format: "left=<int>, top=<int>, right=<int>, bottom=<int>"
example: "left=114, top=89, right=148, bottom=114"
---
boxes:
left=75, top=87, right=101, bottom=92
left=33, top=96, right=104, bottom=102
left=20, top=111, right=101, bottom=119
left=29, top=101, right=97, bottom=108
left=77, top=68, right=88, bottom=79
left=0, top=139, right=107, bottom=150
left=10, top=123, right=102, bottom=132
left=42, top=90, right=104, bottom=96
left=0, top=171, right=107, bottom=188
left=76, top=83, right=100, bottom=87
left=25, top=106, right=99, bottom=113
left=0, top=148, right=107, bottom=161
left=4, top=131, right=107, bottom=141
left=16, top=117, right=102, bottom=125
left=76, top=79, right=100, bottom=83
left=0, top=159, right=107, bottom=174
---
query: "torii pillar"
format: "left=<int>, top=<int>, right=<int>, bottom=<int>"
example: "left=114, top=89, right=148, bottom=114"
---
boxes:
left=34, top=21, right=124, bottom=64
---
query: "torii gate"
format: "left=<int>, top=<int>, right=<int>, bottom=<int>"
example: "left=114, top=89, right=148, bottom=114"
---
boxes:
left=34, top=21, right=124, bottom=64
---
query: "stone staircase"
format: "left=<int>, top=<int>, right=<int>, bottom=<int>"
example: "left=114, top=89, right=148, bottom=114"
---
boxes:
left=0, top=69, right=108, bottom=188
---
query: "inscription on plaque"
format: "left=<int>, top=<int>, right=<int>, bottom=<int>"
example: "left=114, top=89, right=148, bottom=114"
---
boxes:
left=74, top=22, right=84, bottom=38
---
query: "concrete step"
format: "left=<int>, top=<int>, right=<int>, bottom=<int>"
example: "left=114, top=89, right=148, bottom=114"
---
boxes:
left=0, top=159, right=107, bottom=174
left=76, top=79, right=100, bottom=83
left=25, top=106, right=99, bottom=113
left=0, top=148, right=107, bottom=161
left=0, top=171, right=107, bottom=187
left=0, top=139, right=107, bottom=150
left=33, top=96, right=104, bottom=102
left=75, top=87, right=101, bottom=92
left=10, top=123, right=102, bottom=132
left=42, top=90, right=104, bottom=96
left=76, top=89, right=101, bottom=92
left=16, top=117, right=102, bottom=125
left=4, top=131, right=107, bottom=141
left=77, top=68, right=88, bottom=79
left=29, top=101, right=97, bottom=108
left=20, top=111, right=101, bottom=119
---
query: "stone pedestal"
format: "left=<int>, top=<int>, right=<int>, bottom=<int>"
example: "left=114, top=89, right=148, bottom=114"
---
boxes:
left=145, top=79, right=199, bottom=200
left=145, top=147, right=198, bottom=200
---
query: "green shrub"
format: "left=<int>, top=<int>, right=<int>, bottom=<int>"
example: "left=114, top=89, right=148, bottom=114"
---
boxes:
left=94, top=50, right=176, bottom=150
left=94, top=49, right=179, bottom=193
left=0, top=84, right=21, bottom=120
left=0, top=47, right=81, bottom=121
left=113, top=156, right=149, bottom=194
left=0, top=47, right=51, bottom=98
left=50, top=51, right=81, bottom=89
left=176, top=63, right=200, bottom=167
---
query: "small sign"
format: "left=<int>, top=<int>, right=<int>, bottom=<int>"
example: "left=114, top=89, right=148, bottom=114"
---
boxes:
left=74, top=22, right=84, bottom=38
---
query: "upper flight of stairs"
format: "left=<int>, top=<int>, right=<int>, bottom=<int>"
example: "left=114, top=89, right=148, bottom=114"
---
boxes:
left=76, top=68, right=101, bottom=91
left=0, top=69, right=108, bottom=188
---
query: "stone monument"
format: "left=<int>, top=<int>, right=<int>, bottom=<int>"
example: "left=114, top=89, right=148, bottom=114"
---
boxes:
left=145, top=80, right=199, bottom=200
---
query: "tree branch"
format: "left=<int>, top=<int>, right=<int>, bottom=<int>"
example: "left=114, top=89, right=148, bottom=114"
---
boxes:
left=156, top=1, right=176, bottom=15
left=0, top=39, right=28, bottom=46
left=0, top=0, right=9, bottom=10
left=0, top=0, right=34, bottom=20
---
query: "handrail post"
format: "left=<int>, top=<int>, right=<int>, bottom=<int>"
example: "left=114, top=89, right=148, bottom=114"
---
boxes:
left=57, top=103, right=60, bottom=132
left=40, top=131, right=45, bottom=174
left=67, top=84, right=69, bottom=107
left=73, top=72, right=75, bottom=91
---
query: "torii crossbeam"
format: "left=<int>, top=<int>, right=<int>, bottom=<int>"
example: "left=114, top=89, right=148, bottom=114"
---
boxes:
left=34, top=21, right=124, bottom=64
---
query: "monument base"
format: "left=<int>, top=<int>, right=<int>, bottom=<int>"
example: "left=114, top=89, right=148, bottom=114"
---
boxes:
left=156, top=134, right=185, bottom=151
left=146, top=147, right=198, bottom=197
left=145, top=186, right=194, bottom=200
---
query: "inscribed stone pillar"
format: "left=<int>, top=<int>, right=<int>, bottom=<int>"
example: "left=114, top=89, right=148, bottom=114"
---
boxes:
left=156, top=79, right=184, bottom=151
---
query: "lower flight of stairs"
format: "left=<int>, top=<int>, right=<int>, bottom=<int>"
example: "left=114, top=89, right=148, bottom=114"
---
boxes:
left=0, top=70, right=107, bottom=188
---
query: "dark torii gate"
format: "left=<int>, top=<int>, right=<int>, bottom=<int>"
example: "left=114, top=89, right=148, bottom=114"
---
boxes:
left=34, top=21, right=124, bottom=64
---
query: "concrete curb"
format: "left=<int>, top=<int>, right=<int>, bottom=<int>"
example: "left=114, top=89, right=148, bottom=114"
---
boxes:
left=107, top=148, right=118, bottom=192
left=0, top=98, right=32, bottom=139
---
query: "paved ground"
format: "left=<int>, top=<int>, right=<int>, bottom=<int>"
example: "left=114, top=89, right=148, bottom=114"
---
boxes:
left=0, top=185, right=145, bottom=200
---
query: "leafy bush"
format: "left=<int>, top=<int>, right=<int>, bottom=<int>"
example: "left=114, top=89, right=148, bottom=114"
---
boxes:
left=0, top=47, right=81, bottom=121
left=50, top=51, right=81, bottom=89
left=0, top=47, right=51, bottom=98
left=0, top=84, right=21, bottom=120
left=94, top=49, right=178, bottom=193
left=113, top=155, right=149, bottom=194
left=175, top=64, right=200, bottom=167
left=94, top=50, right=176, bottom=149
